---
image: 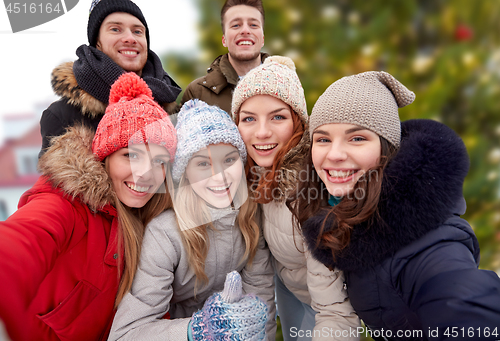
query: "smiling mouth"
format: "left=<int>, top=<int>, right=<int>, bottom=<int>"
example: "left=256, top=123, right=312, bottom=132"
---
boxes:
left=254, top=144, right=277, bottom=151
left=237, top=40, right=253, bottom=46
left=126, top=182, right=150, bottom=193
left=120, top=51, right=138, bottom=55
left=327, top=170, right=356, bottom=178
left=208, top=184, right=231, bottom=193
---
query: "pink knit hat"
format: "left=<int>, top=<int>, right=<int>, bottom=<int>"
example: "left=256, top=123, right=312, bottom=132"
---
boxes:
left=92, top=72, right=176, bottom=161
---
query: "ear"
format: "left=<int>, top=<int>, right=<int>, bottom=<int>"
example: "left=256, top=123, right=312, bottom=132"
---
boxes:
left=222, top=35, right=227, bottom=48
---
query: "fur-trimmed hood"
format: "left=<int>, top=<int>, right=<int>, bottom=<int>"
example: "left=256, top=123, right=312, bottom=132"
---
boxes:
left=302, top=119, right=471, bottom=271
left=50, top=61, right=178, bottom=119
left=37, top=125, right=115, bottom=212
left=51, top=61, right=107, bottom=118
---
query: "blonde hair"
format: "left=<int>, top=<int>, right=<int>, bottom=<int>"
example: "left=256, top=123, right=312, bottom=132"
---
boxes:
left=106, top=159, right=174, bottom=307
left=173, top=167, right=259, bottom=292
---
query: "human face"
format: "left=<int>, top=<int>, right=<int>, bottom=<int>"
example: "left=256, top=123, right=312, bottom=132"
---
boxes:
left=222, top=5, right=264, bottom=63
left=96, top=12, right=148, bottom=75
left=311, top=123, right=381, bottom=198
left=108, top=144, right=170, bottom=208
left=185, top=144, right=243, bottom=209
left=238, top=95, right=294, bottom=168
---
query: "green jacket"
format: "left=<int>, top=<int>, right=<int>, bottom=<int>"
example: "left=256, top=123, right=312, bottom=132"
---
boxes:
left=181, top=53, right=269, bottom=115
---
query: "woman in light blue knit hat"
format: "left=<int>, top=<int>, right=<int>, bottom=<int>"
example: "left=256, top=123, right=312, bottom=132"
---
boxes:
left=109, top=99, right=276, bottom=341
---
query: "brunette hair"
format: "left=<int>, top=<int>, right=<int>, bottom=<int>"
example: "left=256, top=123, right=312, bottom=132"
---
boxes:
left=290, top=136, right=398, bottom=260
left=243, top=110, right=305, bottom=204
left=221, top=0, right=265, bottom=33
left=107, top=158, right=174, bottom=307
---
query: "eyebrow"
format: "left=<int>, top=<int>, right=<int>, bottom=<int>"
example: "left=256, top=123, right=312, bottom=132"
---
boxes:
left=103, top=21, right=145, bottom=29
left=128, top=146, right=170, bottom=159
left=312, top=126, right=369, bottom=136
left=192, top=150, right=239, bottom=159
left=240, top=107, right=290, bottom=116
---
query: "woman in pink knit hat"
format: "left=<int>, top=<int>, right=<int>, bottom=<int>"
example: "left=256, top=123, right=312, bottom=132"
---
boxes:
left=232, top=56, right=360, bottom=341
left=0, top=72, right=176, bottom=341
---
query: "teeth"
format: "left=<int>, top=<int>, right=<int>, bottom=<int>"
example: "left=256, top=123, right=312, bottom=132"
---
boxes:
left=126, top=183, right=149, bottom=193
left=209, top=185, right=230, bottom=191
left=238, top=41, right=253, bottom=45
left=121, top=51, right=137, bottom=55
left=328, top=170, right=355, bottom=178
left=254, top=144, right=277, bottom=150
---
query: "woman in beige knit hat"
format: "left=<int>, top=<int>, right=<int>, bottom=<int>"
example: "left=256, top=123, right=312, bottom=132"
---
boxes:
left=232, top=56, right=360, bottom=341
left=293, top=71, right=500, bottom=339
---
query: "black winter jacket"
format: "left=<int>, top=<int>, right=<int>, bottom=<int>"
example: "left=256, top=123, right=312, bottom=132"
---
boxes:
left=302, top=119, right=500, bottom=340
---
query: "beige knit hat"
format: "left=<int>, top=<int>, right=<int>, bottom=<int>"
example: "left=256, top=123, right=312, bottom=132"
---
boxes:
left=309, top=71, right=415, bottom=147
left=231, top=56, right=308, bottom=125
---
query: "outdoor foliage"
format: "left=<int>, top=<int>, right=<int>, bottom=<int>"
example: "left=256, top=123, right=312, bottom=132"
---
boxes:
left=163, top=0, right=500, bottom=270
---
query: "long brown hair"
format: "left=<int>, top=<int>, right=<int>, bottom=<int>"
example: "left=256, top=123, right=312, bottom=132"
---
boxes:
left=243, top=111, right=305, bottom=203
left=290, top=136, right=397, bottom=261
left=106, top=159, right=174, bottom=307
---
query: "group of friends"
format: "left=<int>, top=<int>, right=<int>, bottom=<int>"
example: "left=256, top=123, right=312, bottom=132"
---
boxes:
left=1, top=0, right=500, bottom=340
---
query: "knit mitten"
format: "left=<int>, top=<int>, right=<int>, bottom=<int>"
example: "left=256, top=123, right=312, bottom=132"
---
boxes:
left=190, top=271, right=267, bottom=340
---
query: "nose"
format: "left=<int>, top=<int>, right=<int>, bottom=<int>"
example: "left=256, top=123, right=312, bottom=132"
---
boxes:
left=255, top=121, right=272, bottom=139
left=325, top=141, right=348, bottom=162
left=132, top=160, right=153, bottom=180
left=240, top=22, right=251, bottom=34
left=121, top=29, right=137, bottom=44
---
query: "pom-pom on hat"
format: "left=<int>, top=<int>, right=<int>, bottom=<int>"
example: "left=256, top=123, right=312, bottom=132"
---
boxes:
left=310, top=71, right=415, bottom=148
left=88, top=0, right=149, bottom=48
left=172, top=99, right=247, bottom=183
left=92, top=72, right=176, bottom=161
left=231, top=56, right=308, bottom=126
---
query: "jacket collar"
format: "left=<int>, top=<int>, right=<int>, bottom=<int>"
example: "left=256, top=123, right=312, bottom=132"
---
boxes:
left=37, top=125, right=116, bottom=212
left=51, top=61, right=107, bottom=118
left=200, top=53, right=270, bottom=93
left=302, top=119, right=471, bottom=271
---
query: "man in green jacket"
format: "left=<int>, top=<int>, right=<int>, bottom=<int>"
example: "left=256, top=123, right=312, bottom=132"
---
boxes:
left=181, top=0, right=268, bottom=114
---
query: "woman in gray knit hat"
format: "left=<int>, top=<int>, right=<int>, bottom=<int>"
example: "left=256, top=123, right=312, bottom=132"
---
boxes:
left=294, top=71, right=500, bottom=339
left=109, top=100, right=276, bottom=341
left=233, top=56, right=360, bottom=341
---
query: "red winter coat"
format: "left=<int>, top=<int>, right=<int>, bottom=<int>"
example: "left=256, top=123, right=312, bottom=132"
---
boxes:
left=0, top=126, right=123, bottom=341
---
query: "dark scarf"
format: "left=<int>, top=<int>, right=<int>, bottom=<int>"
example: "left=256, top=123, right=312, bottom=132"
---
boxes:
left=73, top=44, right=181, bottom=105
left=302, top=119, right=471, bottom=272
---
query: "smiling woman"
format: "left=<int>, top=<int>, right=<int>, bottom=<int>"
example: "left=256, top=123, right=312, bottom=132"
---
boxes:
left=108, top=99, right=276, bottom=341
left=0, top=72, right=177, bottom=341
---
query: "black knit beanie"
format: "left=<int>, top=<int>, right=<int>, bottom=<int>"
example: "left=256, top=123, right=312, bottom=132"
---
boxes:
left=87, top=0, right=150, bottom=48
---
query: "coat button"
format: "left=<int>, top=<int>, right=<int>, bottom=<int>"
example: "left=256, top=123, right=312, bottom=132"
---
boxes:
left=212, top=86, right=216, bottom=90
left=113, top=253, right=118, bottom=259
left=203, top=81, right=206, bottom=84
left=343, top=282, right=347, bottom=290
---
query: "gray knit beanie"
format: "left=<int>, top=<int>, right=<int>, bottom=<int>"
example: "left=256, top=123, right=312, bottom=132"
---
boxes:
left=309, top=71, right=415, bottom=147
left=172, top=99, right=247, bottom=183
left=231, top=56, right=308, bottom=126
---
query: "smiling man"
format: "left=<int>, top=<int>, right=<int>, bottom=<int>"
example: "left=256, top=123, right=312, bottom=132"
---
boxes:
left=180, top=0, right=268, bottom=114
left=39, top=0, right=182, bottom=157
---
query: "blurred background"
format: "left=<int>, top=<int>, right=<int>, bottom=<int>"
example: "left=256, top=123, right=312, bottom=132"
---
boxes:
left=0, top=1, right=499, bottom=339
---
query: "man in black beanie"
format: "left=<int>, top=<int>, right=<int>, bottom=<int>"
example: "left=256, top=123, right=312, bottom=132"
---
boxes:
left=39, top=0, right=182, bottom=157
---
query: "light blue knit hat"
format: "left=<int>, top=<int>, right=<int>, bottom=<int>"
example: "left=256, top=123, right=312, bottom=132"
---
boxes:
left=172, top=99, right=247, bottom=183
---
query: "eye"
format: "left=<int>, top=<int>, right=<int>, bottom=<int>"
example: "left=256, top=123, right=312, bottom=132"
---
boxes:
left=314, top=137, right=330, bottom=143
left=152, top=159, right=167, bottom=167
left=240, top=116, right=255, bottom=123
left=125, top=152, right=139, bottom=160
left=110, top=26, right=120, bottom=32
left=197, top=161, right=211, bottom=167
left=272, top=115, right=286, bottom=121
left=225, top=157, right=237, bottom=165
left=134, top=29, right=144, bottom=35
left=351, top=136, right=367, bottom=142
left=231, top=24, right=240, bottom=28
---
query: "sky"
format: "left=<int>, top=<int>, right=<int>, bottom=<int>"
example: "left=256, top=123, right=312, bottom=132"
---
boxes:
left=0, top=0, right=199, bottom=143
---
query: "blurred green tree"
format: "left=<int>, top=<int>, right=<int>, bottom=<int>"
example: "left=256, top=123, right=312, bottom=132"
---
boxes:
left=163, top=0, right=500, bottom=271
